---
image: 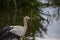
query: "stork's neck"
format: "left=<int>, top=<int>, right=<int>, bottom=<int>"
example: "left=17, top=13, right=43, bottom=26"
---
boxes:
left=23, top=18, right=28, bottom=29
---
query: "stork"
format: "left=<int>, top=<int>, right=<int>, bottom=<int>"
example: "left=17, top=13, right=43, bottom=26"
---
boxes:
left=0, top=16, right=32, bottom=40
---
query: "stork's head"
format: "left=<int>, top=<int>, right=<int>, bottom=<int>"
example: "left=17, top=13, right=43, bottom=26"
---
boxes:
left=24, top=16, right=30, bottom=21
left=24, top=16, right=30, bottom=23
left=24, top=16, right=32, bottom=33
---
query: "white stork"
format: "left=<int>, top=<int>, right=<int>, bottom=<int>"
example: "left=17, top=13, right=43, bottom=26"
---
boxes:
left=0, top=16, right=32, bottom=40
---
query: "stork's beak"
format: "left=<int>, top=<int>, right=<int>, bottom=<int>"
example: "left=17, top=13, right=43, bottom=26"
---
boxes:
left=27, top=20, right=32, bottom=33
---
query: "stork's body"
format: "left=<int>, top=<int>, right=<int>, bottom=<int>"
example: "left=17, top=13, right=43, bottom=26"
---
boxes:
left=0, top=16, right=31, bottom=40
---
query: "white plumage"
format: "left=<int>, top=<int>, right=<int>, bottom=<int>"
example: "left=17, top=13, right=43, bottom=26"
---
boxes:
left=10, top=25, right=26, bottom=36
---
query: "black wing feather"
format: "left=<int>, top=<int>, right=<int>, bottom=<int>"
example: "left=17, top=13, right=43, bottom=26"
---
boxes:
left=0, top=26, right=13, bottom=39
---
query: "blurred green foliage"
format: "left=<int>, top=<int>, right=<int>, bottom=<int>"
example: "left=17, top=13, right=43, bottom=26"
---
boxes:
left=52, top=0, right=60, bottom=6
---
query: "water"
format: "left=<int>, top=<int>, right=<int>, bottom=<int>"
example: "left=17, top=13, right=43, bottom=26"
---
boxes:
left=38, top=3, right=60, bottom=39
